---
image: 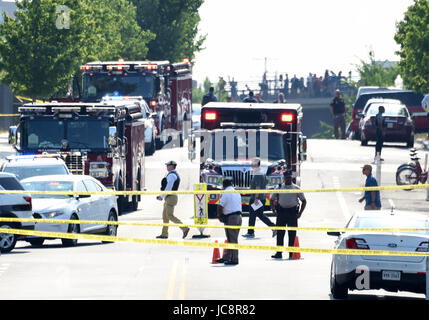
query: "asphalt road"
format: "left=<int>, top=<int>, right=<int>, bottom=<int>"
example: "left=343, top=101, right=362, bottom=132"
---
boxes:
left=0, top=134, right=428, bottom=301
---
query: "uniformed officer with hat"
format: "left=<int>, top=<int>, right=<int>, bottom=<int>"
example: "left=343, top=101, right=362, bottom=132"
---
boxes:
left=156, top=160, right=190, bottom=239
left=270, top=170, right=307, bottom=259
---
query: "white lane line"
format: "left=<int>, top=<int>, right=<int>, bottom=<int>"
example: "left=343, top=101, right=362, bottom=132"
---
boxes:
left=333, top=176, right=351, bottom=221
left=166, top=260, right=179, bottom=300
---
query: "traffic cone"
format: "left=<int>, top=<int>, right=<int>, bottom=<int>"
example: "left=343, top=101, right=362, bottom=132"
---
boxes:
left=291, top=236, right=301, bottom=260
left=212, top=240, right=221, bottom=263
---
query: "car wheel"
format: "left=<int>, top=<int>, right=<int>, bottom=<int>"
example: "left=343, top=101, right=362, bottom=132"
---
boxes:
left=28, top=238, right=45, bottom=247
left=0, top=223, right=17, bottom=253
left=62, top=215, right=80, bottom=247
left=330, top=262, right=348, bottom=299
left=102, top=210, right=118, bottom=244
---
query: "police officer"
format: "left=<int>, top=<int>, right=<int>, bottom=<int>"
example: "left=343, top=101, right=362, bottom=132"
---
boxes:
left=156, top=160, right=190, bottom=239
left=374, top=106, right=385, bottom=162
left=270, top=171, right=307, bottom=259
left=330, top=89, right=346, bottom=139
left=216, top=178, right=242, bottom=265
left=202, top=86, right=218, bottom=106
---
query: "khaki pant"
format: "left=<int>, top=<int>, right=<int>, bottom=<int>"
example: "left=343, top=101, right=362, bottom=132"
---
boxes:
left=161, top=195, right=188, bottom=237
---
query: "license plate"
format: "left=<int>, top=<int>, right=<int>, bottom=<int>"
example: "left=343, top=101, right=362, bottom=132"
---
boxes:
left=387, top=123, right=393, bottom=128
left=382, top=270, right=401, bottom=281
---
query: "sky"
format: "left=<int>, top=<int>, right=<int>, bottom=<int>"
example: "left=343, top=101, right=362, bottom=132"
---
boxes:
left=192, top=0, right=414, bottom=88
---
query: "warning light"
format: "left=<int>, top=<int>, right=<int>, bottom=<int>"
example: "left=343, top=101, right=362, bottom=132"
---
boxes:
left=281, top=113, right=294, bottom=122
left=182, top=58, right=190, bottom=63
left=117, top=65, right=123, bottom=71
left=204, top=112, right=217, bottom=121
left=118, top=58, right=125, bottom=62
left=151, top=100, right=157, bottom=107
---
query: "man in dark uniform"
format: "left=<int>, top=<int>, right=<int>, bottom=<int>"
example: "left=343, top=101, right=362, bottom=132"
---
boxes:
left=202, top=86, right=218, bottom=106
left=270, top=171, right=307, bottom=259
left=330, top=89, right=346, bottom=139
left=156, top=160, right=190, bottom=239
left=242, top=91, right=258, bottom=103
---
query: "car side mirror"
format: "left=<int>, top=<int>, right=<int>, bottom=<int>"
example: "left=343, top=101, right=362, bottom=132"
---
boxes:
left=150, top=112, right=159, bottom=119
left=109, top=126, right=117, bottom=147
left=327, top=231, right=341, bottom=237
left=8, top=126, right=17, bottom=145
left=357, top=113, right=364, bottom=118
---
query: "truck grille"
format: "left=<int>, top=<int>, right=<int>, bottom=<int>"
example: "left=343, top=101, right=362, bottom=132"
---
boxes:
left=222, top=169, right=253, bottom=188
left=65, top=154, right=84, bottom=175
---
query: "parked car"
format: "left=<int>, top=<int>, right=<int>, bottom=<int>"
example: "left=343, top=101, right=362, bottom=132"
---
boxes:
left=349, top=90, right=426, bottom=139
left=1, top=154, right=70, bottom=181
left=192, top=103, right=201, bottom=131
left=139, top=99, right=158, bottom=155
left=329, top=210, right=429, bottom=299
left=358, top=99, right=415, bottom=147
left=0, top=173, right=35, bottom=253
left=21, top=174, right=118, bottom=247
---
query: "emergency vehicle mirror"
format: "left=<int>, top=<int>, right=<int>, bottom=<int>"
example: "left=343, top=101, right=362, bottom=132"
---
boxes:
left=8, top=126, right=17, bottom=145
left=109, top=126, right=117, bottom=147
left=150, top=112, right=158, bottom=119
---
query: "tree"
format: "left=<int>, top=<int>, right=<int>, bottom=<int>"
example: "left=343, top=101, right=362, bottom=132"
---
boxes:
left=394, top=0, right=429, bottom=93
left=355, top=50, right=400, bottom=88
left=0, top=0, right=154, bottom=99
left=132, top=0, right=206, bottom=62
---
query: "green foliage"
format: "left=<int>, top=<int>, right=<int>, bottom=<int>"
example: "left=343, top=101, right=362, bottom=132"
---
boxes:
left=132, top=0, right=206, bottom=62
left=0, top=0, right=153, bottom=99
left=192, top=77, right=228, bottom=103
left=394, top=0, right=429, bottom=93
left=355, top=50, right=400, bottom=87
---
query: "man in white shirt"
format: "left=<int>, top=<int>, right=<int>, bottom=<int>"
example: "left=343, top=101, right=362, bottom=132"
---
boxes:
left=156, top=160, right=190, bottom=239
left=216, top=178, right=242, bottom=265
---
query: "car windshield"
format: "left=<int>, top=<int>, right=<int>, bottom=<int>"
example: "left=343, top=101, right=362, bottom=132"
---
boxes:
left=83, top=73, right=155, bottom=101
left=22, top=118, right=110, bottom=150
left=22, top=180, right=73, bottom=199
left=0, top=177, right=24, bottom=190
left=207, top=130, right=285, bottom=161
left=366, top=104, right=409, bottom=116
left=3, top=165, right=68, bottom=181
left=353, top=216, right=429, bottom=235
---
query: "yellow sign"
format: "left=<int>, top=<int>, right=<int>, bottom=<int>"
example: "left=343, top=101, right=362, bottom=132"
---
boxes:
left=193, top=183, right=210, bottom=238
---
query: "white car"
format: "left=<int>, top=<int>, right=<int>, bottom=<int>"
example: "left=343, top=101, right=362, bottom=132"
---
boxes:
left=21, top=174, right=118, bottom=247
left=1, top=154, right=70, bottom=181
left=329, top=210, right=429, bottom=299
left=0, top=173, right=35, bottom=253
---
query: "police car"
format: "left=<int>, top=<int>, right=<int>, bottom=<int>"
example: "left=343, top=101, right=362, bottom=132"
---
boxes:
left=0, top=154, right=70, bottom=181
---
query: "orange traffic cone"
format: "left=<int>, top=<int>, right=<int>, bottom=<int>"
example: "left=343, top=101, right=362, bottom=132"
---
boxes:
left=291, top=236, right=301, bottom=260
left=222, top=240, right=227, bottom=257
left=212, top=240, right=221, bottom=263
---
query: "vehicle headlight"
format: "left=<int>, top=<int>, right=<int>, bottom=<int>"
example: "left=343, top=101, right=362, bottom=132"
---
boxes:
left=268, top=176, right=282, bottom=186
left=206, top=175, right=221, bottom=186
left=89, top=162, right=110, bottom=178
left=43, top=211, right=65, bottom=218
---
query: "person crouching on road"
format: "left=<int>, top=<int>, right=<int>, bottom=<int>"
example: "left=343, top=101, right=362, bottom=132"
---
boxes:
left=270, top=171, right=307, bottom=260
left=216, top=178, right=242, bottom=265
left=358, top=164, right=381, bottom=210
left=242, top=158, right=277, bottom=239
left=156, top=160, right=190, bottom=239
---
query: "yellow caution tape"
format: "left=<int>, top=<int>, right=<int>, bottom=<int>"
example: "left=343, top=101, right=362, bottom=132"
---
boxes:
left=1, top=217, right=428, bottom=233
left=15, top=95, right=44, bottom=103
left=1, top=227, right=428, bottom=257
left=1, top=184, right=428, bottom=196
left=0, top=114, right=19, bottom=117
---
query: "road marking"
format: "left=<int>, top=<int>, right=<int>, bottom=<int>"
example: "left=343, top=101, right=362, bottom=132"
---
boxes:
left=166, top=260, right=179, bottom=300
left=178, top=260, right=187, bottom=300
left=333, top=176, right=351, bottom=221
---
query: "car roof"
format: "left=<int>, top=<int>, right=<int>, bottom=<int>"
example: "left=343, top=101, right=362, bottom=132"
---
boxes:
left=0, top=172, right=18, bottom=179
left=5, top=155, right=66, bottom=165
left=353, top=210, right=429, bottom=222
left=21, top=174, right=95, bottom=183
left=366, top=98, right=403, bottom=105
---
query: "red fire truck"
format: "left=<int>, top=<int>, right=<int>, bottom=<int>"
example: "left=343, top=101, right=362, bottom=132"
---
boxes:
left=189, top=102, right=307, bottom=218
left=8, top=100, right=146, bottom=214
left=80, top=59, right=192, bottom=148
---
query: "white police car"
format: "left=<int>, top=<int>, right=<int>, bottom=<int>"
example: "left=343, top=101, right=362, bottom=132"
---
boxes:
left=0, top=154, right=70, bottom=181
